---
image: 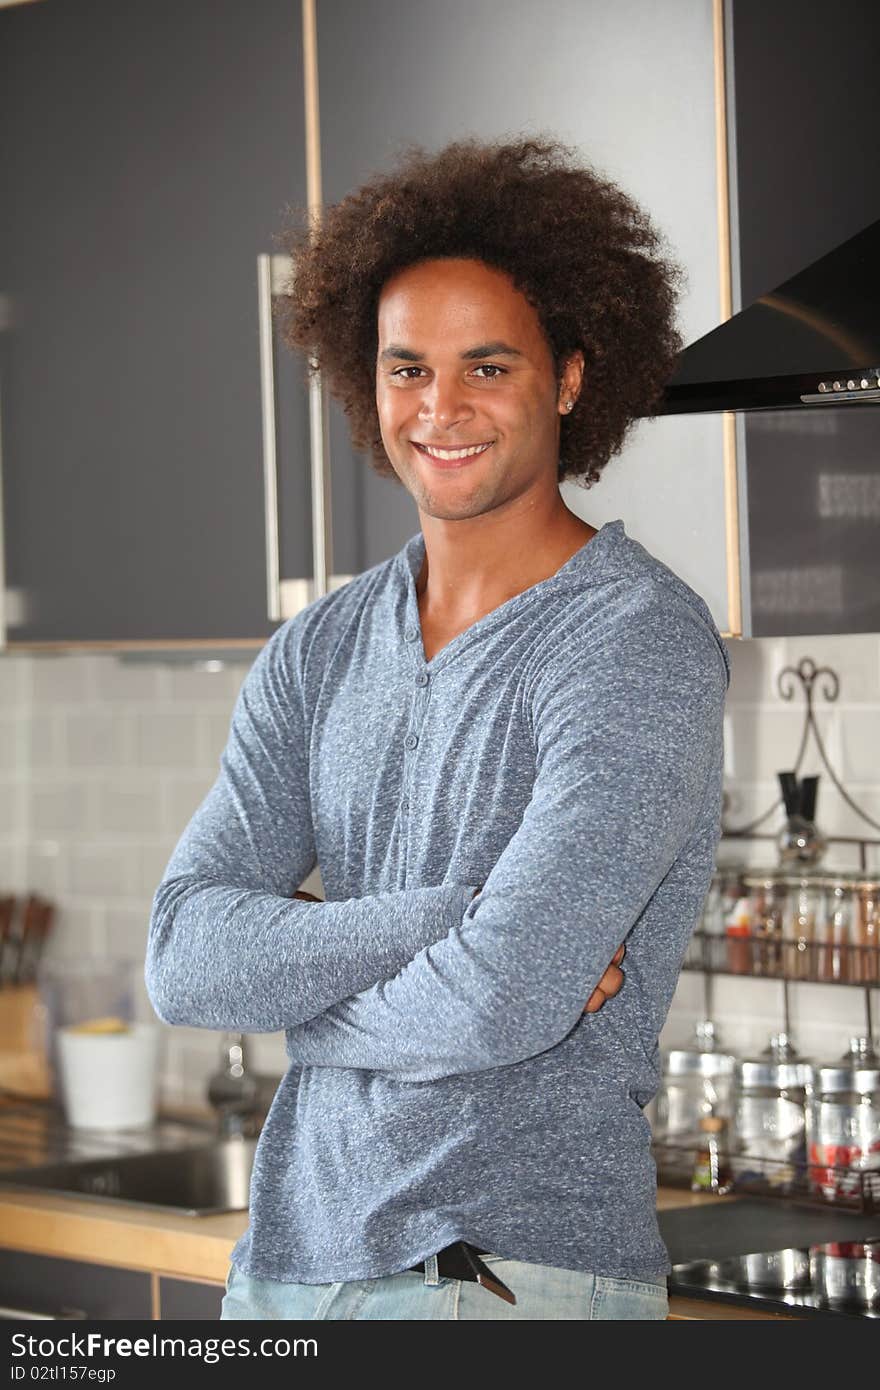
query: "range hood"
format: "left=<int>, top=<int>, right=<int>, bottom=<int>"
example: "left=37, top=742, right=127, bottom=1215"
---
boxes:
left=660, top=218, right=880, bottom=414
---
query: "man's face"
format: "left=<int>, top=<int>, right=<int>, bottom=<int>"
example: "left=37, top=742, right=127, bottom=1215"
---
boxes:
left=375, top=257, right=575, bottom=521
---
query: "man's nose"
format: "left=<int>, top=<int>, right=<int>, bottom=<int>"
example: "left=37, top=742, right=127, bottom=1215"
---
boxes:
left=419, top=375, right=474, bottom=431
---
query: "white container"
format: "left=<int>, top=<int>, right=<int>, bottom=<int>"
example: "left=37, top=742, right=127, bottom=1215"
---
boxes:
left=56, top=1022, right=160, bottom=1130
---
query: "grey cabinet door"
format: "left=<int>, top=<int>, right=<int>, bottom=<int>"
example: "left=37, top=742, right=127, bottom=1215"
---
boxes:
left=314, top=1, right=731, bottom=627
left=728, top=0, right=880, bottom=636
left=0, top=1248, right=151, bottom=1320
left=0, top=0, right=311, bottom=644
left=158, top=1275, right=224, bottom=1320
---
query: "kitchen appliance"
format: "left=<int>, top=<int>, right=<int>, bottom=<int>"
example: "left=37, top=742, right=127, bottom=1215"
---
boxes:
left=661, top=218, right=880, bottom=415
left=661, top=1194, right=880, bottom=1317
left=670, top=1238, right=880, bottom=1317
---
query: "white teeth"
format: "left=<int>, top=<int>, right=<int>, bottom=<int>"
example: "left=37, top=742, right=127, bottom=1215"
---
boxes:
left=418, top=442, right=491, bottom=460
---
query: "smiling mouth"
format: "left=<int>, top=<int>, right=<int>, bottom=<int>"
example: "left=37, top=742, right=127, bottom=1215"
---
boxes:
left=412, top=441, right=494, bottom=465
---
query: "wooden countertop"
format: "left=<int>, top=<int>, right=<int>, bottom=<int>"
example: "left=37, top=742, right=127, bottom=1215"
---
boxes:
left=0, top=1176, right=798, bottom=1316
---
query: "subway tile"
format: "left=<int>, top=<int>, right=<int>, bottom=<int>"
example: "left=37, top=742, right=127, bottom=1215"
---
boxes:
left=167, top=664, right=241, bottom=705
left=90, top=778, right=163, bottom=835
left=0, top=780, right=25, bottom=835
left=133, top=710, right=202, bottom=769
left=198, top=711, right=234, bottom=769
left=0, top=716, right=27, bottom=772
left=728, top=706, right=836, bottom=783
left=29, top=779, right=90, bottom=835
left=164, top=774, right=215, bottom=835
left=0, top=655, right=28, bottom=706
left=92, top=657, right=163, bottom=703
left=63, top=710, right=131, bottom=768
left=725, top=637, right=784, bottom=703
left=837, top=709, right=880, bottom=785
left=38, top=903, right=107, bottom=961
left=780, top=633, right=880, bottom=704
left=136, top=842, right=177, bottom=897
left=0, top=841, right=26, bottom=891
left=24, top=711, right=64, bottom=769
left=104, top=904, right=152, bottom=958
left=25, top=841, right=63, bottom=897
left=29, top=656, right=96, bottom=705
left=68, top=843, right=137, bottom=898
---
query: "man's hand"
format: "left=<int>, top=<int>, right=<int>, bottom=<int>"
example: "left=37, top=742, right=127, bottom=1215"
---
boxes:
left=471, top=886, right=625, bottom=1013
left=583, top=942, right=626, bottom=1013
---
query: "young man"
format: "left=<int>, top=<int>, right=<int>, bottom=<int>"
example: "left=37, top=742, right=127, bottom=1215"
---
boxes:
left=146, top=137, right=730, bottom=1320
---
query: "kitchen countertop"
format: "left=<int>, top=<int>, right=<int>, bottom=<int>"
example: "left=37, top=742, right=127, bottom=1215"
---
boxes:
left=0, top=1101, right=811, bottom=1316
left=0, top=1180, right=798, bottom=1317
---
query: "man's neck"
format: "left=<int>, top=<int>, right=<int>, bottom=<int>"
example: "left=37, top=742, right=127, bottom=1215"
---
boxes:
left=415, top=502, right=598, bottom=625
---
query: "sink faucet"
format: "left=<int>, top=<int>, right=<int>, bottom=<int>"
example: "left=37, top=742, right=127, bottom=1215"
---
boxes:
left=207, top=1033, right=263, bottom=1138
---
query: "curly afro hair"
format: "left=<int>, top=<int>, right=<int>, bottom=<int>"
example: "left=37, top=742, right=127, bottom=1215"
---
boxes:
left=274, top=135, right=684, bottom=489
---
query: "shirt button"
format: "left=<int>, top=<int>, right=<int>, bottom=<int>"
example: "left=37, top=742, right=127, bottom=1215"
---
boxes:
left=404, top=627, right=417, bottom=642
left=404, top=733, right=418, bottom=750
left=415, top=671, right=429, bottom=686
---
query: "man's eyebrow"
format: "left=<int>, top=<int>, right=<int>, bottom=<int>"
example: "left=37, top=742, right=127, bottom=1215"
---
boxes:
left=378, top=341, right=525, bottom=363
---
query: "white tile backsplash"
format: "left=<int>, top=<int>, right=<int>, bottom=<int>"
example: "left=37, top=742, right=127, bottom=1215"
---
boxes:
left=1, top=629, right=878, bottom=1108
left=133, top=710, right=203, bottom=769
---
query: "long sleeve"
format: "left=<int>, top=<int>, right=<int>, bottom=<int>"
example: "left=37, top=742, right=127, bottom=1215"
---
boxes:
left=283, top=586, right=729, bottom=1079
left=144, top=612, right=475, bottom=1032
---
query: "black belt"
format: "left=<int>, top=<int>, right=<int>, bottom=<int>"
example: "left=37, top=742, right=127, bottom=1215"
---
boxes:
left=408, top=1240, right=516, bottom=1305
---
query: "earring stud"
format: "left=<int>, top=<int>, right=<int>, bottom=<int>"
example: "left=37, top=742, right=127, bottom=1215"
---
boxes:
left=565, top=399, right=574, bottom=411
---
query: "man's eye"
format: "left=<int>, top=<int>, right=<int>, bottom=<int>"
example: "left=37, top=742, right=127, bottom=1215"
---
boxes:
left=391, top=366, right=425, bottom=379
left=473, top=364, right=505, bottom=378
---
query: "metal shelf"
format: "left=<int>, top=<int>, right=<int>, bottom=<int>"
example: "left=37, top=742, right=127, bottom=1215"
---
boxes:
left=683, top=929, right=879, bottom=987
left=653, top=1138, right=880, bottom=1216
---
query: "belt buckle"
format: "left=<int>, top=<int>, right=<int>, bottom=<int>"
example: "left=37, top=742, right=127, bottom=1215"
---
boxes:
left=460, top=1242, right=517, bottom=1306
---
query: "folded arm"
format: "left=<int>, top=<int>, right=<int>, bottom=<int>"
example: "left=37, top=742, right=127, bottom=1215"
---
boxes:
left=284, top=590, right=729, bottom=1079
left=144, top=611, right=475, bottom=1032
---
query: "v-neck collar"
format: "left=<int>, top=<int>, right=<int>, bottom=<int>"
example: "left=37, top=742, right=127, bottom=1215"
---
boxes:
left=396, top=518, right=627, bottom=672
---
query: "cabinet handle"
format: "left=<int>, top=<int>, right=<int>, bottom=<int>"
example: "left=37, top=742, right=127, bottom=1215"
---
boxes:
left=0, top=371, right=7, bottom=647
left=257, top=253, right=335, bottom=623
left=257, top=253, right=285, bottom=622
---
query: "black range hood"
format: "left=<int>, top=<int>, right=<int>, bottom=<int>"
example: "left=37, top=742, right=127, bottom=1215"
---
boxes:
left=660, top=218, right=880, bottom=414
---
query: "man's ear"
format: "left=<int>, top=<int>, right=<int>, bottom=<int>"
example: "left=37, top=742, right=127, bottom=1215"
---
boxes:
left=558, top=349, right=585, bottom=412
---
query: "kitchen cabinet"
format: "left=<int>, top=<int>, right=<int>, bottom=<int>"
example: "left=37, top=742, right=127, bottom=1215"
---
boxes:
left=0, top=0, right=313, bottom=646
left=0, top=1247, right=151, bottom=1320
left=724, top=0, right=880, bottom=636
left=156, top=1275, right=224, bottom=1320
left=0, top=1248, right=225, bottom=1321
left=314, top=0, right=740, bottom=636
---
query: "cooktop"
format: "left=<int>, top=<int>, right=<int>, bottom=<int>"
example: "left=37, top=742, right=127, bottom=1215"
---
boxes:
left=658, top=1197, right=880, bottom=1319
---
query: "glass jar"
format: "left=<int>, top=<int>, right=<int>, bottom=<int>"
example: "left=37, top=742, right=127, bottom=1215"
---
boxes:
left=806, top=1037, right=880, bottom=1204
left=779, top=870, right=823, bottom=980
left=730, top=1033, right=814, bottom=1191
left=851, top=878, right=880, bottom=986
left=653, top=1021, right=735, bottom=1145
left=816, top=873, right=860, bottom=983
left=742, top=872, right=786, bottom=977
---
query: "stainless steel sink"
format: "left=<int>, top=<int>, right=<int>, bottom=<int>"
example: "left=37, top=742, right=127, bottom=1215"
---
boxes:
left=0, top=1138, right=257, bottom=1216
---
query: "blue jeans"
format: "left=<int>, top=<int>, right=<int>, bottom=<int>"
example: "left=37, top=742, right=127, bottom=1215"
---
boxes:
left=220, top=1252, right=669, bottom=1321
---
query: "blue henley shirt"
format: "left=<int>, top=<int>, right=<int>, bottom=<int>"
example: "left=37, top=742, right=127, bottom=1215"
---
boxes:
left=145, top=515, right=730, bottom=1283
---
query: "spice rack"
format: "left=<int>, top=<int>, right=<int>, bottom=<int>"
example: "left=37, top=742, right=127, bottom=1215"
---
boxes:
left=681, top=836, right=880, bottom=1046
left=652, top=655, right=880, bottom=1207
left=652, top=1140, right=880, bottom=1215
